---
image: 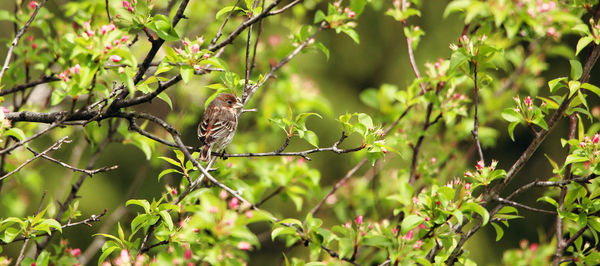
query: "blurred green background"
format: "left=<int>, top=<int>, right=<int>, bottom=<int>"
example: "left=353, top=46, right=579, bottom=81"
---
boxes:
left=1, top=0, right=599, bottom=264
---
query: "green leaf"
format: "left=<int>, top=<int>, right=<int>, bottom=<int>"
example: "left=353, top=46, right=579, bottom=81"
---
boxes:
left=548, top=77, right=567, bottom=93
left=126, top=199, right=151, bottom=214
left=491, top=222, right=504, bottom=241
left=98, top=246, right=118, bottom=265
left=359, top=89, right=379, bottom=109
left=157, top=92, right=173, bottom=110
left=570, top=60, right=583, bottom=80
left=461, top=202, right=489, bottom=225
left=159, top=156, right=180, bottom=167
left=400, top=215, right=424, bottom=234
left=582, top=83, right=600, bottom=98
left=443, top=0, right=470, bottom=18
left=507, top=122, right=519, bottom=141
left=350, top=0, right=367, bottom=16
left=313, top=41, right=330, bottom=60
left=589, top=216, right=600, bottom=232
left=3, top=128, right=26, bottom=141
left=180, top=65, right=194, bottom=84
left=501, top=108, right=521, bottom=122
left=271, top=226, right=298, bottom=241
left=302, top=130, right=319, bottom=147
left=159, top=210, right=174, bottom=231
left=357, top=113, right=373, bottom=131
left=148, top=14, right=180, bottom=41
left=340, top=27, right=360, bottom=44
left=1, top=227, right=20, bottom=243
left=453, top=210, right=464, bottom=225
left=576, top=36, right=593, bottom=56
left=449, top=50, right=468, bottom=71
left=537, top=196, right=559, bottom=208
left=158, top=169, right=181, bottom=181
left=216, top=6, right=244, bottom=19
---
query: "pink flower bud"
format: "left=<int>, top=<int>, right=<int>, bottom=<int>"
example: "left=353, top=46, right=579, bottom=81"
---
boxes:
left=403, top=230, right=414, bottom=241
left=109, top=55, right=122, bottom=63
left=245, top=211, right=253, bottom=218
left=123, top=0, right=131, bottom=9
left=425, top=217, right=430, bottom=222
left=392, top=227, right=398, bottom=235
left=418, top=223, right=427, bottom=229
left=355, top=215, right=363, bottom=225
left=228, top=197, right=239, bottom=209
left=83, top=21, right=91, bottom=30
left=70, top=64, right=81, bottom=74
left=348, top=11, right=356, bottom=18
left=203, top=53, right=211, bottom=59
left=237, top=241, right=252, bottom=251
left=219, top=190, right=228, bottom=200
left=529, top=243, right=539, bottom=251
left=344, top=221, right=351, bottom=229
left=190, top=43, right=200, bottom=53
left=465, top=171, right=473, bottom=177
left=184, top=249, right=192, bottom=260
left=70, top=248, right=81, bottom=257
left=476, top=160, right=484, bottom=170
left=593, top=133, right=599, bottom=144
left=127, top=6, right=134, bottom=12
left=580, top=142, right=587, bottom=148
left=193, top=65, right=201, bottom=71
left=524, top=96, right=532, bottom=106
left=85, top=29, right=95, bottom=37
left=28, top=1, right=37, bottom=9
left=547, top=27, right=557, bottom=37
left=183, top=40, right=189, bottom=46
left=413, top=240, right=423, bottom=249
left=105, top=44, right=112, bottom=50
left=465, top=183, right=471, bottom=190
left=31, top=43, right=37, bottom=49
left=120, top=250, right=131, bottom=264
left=121, top=35, right=130, bottom=42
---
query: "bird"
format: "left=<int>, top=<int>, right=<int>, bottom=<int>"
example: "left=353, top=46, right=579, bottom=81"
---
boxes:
left=197, top=93, right=243, bottom=162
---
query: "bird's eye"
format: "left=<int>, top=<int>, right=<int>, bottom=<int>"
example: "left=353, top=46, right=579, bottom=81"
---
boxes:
left=227, top=100, right=233, bottom=104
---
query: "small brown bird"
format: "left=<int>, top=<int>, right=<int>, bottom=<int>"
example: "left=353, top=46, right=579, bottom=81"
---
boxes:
left=198, top=93, right=243, bottom=162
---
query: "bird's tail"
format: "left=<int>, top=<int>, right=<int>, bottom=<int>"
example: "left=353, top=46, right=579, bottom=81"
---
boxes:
left=199, top=145, right=211, bottom=162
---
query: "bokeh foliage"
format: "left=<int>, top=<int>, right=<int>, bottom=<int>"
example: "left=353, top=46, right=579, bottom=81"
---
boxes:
left=0, top=0, right=600, bottom=265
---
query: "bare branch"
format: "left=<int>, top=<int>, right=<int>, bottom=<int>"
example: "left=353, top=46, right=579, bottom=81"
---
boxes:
left=0, top=0, right=47, bottom=82
left=0, top=122, right=62, bottom=155
left=494, top=197, right=556, bottom=215
left=26, top=146, right=118, bottom=176
left=0, top=136, right=70, bottom=182
left=0, top=75, right=59, bottom=96
left=471, top=60, right=484, bottom=162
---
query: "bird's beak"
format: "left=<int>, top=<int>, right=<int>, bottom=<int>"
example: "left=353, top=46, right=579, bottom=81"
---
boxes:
left=234, top=102, right=244, bottom=109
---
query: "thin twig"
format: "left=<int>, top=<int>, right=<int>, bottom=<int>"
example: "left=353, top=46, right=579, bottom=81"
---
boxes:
left=553, top=114, right=578, bottom=265
left=256, top=186, right=284, bottom=207
left=471, top=60, right=484, bottom=162
left=105, top=0, right=112, bottom=23
left=0, top=75, right=59, bottom=96
left=0, top=122, right=62, bottom=155
left=209, top=0, right=242, bottom=47
left=0, top=137, right=70, bottom=182
left=400, top=0, right=426, bottom=94
left=494, top=197, right=556, bottom=215
left=0, top=0, right=47, bottom=82
left=14, top=191, right=46, bottom=265
left=26, top=146, right=118, bottom=176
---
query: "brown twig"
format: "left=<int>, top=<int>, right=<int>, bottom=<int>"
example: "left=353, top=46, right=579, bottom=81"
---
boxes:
left=0, top=0, right=47, bottom=82
left=14, top=191, right=46, bottom=265
left=26, top=146, right=118, bottom=176
left=471, top=60, right=484, bottom=162
left=0, top=136, right=70, bottom=182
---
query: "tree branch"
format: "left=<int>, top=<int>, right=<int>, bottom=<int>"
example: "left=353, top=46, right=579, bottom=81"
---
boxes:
left=0, top=0, right=47, bottom=82
left=0, top=136, right=70, bottom=182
